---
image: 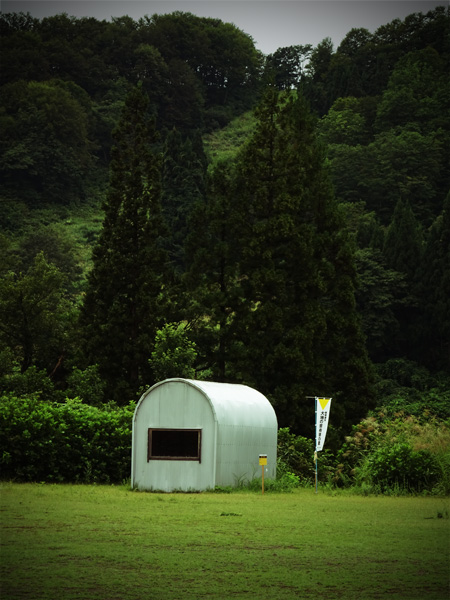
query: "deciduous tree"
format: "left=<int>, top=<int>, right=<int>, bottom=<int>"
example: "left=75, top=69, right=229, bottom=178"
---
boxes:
left=0, top=252, right=72, bottom=374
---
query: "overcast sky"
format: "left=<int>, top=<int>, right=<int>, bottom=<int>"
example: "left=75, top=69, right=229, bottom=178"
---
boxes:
left=2, top=1, right=448, bottom=55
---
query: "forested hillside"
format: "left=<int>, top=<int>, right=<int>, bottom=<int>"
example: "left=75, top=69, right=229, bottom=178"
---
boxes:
left=1, top=7, right=449, bottom=448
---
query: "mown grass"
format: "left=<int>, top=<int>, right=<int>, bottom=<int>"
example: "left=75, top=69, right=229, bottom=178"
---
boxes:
left=1, top=483, right=449, bottom=599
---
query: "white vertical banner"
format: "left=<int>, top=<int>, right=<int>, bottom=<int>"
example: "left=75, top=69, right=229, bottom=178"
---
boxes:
left=315, top=397, right=332, bottom=451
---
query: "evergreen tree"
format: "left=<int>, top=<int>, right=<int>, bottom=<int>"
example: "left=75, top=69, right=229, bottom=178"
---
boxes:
left=161, top=128, right=207, bottom=273
left=415, top=194, right=450, bottom=371
left=80, top=85, right=169, bottom=403
left=383, top=198, right=423, bottom=279
left=184, top=160, right=247, bottom=381
left=354, top=248, right=406, bottom=362
left=382, top=198, right=424, bottom=359
left=232, top=88, right=375, bottom=438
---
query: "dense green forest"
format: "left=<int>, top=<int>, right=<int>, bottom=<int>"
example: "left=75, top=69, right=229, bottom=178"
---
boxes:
left=1, top=6, right=449, bottom=467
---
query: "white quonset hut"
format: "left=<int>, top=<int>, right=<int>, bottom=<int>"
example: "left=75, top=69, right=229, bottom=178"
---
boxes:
left=131, top=378, right=278, bottom=492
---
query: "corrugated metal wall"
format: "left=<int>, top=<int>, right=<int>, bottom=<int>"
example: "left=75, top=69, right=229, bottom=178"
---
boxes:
left=215, top=423, right=277, bottom=487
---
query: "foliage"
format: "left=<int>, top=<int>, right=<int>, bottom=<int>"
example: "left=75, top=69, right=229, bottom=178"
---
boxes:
left=359, top=442, right=440, bottom=493
left=246, top=472, right=300, bottom=493
left=229, top=88, right=375, bottom=435
left=15, top=224, right=84, bottom=291
left=276, top=427, right=315, bottom=483
left=277, top=426, right=339, bottom=488
left=203, top=110, right=257, bottom=165
left=0, top=252, right=76, bottom=374
left=0, top=365, right=65, bottom=404
left=333, top=411, right=450, bottom=494
left=0, top=395, right=134, bottom=483
left=0, top=79, right=95, bottom=204
left=302, top=6, right=450, bottom=115
left=214, top=468, right=301, bottom=493
left=149, top=322, right=198, bottom=382
left=374, top=47, right=449, bottom=135
left=354, top=248, right=406, bottom=361
left=0, top=10, right=262, bottom=135
left=374, top=359, right=450, bottom=419
left=265, top=45, right=312, bottom=90
left=184, top=159, right=247, bottom=381
left=414, top=194, right=450, bottom=371
left=161, top=128, right=207, bottom=272
left=0, top=7, right=449, bottom=454
left=65, top=365, right=106, bottom=406
left=80, top=85, right=170, bottom=403
left=317, top=96, right=372, bottom=146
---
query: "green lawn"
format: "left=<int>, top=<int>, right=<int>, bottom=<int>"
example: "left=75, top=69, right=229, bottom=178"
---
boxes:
left=1, top=483, right=449, bottom=599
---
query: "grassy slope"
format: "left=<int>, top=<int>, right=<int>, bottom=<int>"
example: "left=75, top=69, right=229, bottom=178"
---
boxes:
left=57, top=201, right=104, bottom=280
left=203, top=110, right=256, bottom=167
left=1, top=483, right=449, bottom=600
left=58, top=112, right=255, bottom=279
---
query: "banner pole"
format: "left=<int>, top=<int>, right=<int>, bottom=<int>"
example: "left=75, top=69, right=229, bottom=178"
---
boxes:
left=315, top=452, right=318, bottom=494
left=315, top=397, right=318, bottom=494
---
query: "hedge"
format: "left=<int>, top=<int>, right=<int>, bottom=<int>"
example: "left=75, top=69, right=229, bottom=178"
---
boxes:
left=0, top=395, right=134, bottom=483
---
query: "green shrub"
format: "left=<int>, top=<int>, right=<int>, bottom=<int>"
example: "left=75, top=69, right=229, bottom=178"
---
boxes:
left=66, top=365, right=106, bottom=405
left=334, top=413, right=449, bottom=494
left=0, top=366, right=65, bottom=403
left=277, top=427, right=315, bottom=483
left=358, top=442, right=440, bottom=493
left=274, top=471, right=301, bottom=491
left=433, top=449, right=450, bottom=495
left=277, top=427, right=335, bottom=487
left=333, top=417, right=381, bottom=486
left=0, top=394, right=134, bottom=483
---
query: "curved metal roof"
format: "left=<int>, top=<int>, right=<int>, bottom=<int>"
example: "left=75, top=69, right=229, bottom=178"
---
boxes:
left=138, top=378, right=277, bottom=429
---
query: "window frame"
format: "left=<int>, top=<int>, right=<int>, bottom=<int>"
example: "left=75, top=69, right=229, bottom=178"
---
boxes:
left=147, top=428, right=202, bottom=463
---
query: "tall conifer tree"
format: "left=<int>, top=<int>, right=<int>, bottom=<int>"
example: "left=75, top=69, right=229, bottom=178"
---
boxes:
left=382, top=198, right=424, bottom=358
left=184, top=161, right=247, bottom=380
left=81, top=85, right=169, bottom=402
left=383, top=198, right=423, bottom=279
left=161, top=128, right=207, bottom=274
left=415, top=194, right=450, bottom=370
left=233, top=88, right=375, bottom=438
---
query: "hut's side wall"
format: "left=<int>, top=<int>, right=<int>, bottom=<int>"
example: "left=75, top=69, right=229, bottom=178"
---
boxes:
left=189, top=381, right=278, bottom=487
left=215, top=424, right=277, bottom=487
left=132, top=381, right=216, bottom=492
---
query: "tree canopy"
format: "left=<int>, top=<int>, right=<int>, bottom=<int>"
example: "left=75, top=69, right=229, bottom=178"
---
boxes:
left=1, top=7, right=448, bottom=442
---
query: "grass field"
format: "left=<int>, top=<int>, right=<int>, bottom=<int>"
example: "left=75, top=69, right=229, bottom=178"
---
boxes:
left=1, top=483, right=449, bottom=600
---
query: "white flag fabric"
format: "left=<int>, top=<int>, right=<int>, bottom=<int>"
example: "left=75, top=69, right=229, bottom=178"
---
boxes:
left=315, top=397, right=331, bottom=451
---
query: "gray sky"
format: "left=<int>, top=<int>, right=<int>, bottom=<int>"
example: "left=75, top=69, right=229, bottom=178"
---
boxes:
left=2, top=1, right=448, bottom=55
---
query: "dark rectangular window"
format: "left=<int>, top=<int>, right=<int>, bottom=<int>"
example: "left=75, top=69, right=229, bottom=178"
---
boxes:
left=148, top=429, right=202, bottom=462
